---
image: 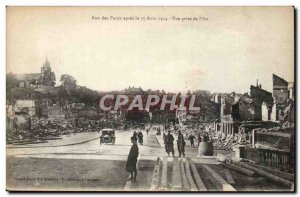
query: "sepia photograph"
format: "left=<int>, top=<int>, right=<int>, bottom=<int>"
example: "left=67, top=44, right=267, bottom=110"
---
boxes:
left=6, top=6, right=295, bottom=192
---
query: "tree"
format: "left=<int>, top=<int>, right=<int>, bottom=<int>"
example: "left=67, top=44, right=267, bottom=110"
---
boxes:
left=6, top=73, right=19, bottom=91
left=60, top=74, right=77, bottom=89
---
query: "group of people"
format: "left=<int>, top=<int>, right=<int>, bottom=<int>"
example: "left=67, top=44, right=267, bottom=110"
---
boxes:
left=164, top=130, right=212, bottom=156
left=125, top=127, right=212, bottom=183
left=163, top=130, right=186, bottom=157
left=187, top=131, right=212, bottom=147
left=131, top=130, right=144, bottom=145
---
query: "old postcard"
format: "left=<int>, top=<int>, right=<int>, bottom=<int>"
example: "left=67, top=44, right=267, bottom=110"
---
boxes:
left=6, top=6, right=295, bottom=192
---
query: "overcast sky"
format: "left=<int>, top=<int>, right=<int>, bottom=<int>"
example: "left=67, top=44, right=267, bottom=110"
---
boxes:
left=7, top=7, right=294, bottom=94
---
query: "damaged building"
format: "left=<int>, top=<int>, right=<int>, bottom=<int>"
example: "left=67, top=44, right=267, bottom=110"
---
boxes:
left=271, top=74, right=295, bottom=123
left=250, top=83, right=274, bottom=121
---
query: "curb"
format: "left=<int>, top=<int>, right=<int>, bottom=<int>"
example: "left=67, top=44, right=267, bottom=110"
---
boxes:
left=6, top=136, right=100, bottom=149
left=155, top=134, right=165, bottom=148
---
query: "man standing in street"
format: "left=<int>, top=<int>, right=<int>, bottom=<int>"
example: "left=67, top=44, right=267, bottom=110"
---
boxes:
left=164, top=130, right=174, bottom=157
left=188, top=133, right=195, bottom=147
left=197, top=132, right=202, bottom=147
left=177, top=130, right=186, bottom=157
left=138, top=131, right=143, bottom=145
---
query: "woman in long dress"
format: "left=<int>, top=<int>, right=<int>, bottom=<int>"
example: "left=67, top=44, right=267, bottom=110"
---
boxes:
left=126, top=136, right=139, bottom=182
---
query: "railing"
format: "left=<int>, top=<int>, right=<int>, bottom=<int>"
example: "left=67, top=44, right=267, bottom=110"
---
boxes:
left=244, top=147, right=294, bottom=170
left=252, top=129, right=293, bottom=151
left=247, top=129, right=294, bottom=170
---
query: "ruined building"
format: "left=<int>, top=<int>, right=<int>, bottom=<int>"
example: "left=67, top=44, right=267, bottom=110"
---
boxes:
left=273, top=74, right=289, bottom=104
left=250, top=84, right=273, bottom=121
left=271, top=74, right=294, bottom=123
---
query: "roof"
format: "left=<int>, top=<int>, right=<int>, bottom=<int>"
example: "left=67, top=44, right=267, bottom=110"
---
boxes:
left=14, top=73, right=41, bottom=81
left=250, top=85, right=272, bottom=95
left=273, top=74, right=288, bottom=86
left=35, top=86, right=56, bottom=94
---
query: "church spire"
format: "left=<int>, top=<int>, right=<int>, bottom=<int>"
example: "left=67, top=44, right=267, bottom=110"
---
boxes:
left=43, top=55, right=50, bottom=67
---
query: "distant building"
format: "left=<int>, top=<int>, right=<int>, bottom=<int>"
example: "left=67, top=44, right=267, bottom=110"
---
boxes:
left=219, top=115, right=238, bottom=138
left=39, top=57, right=56, bottom=87
left=12, top=57, right=56, bottom=88
left=271, top=99, right=295, bottom=123
left=14, top=73, right=41, bottom=88
left=78, top=107, right=98, bottom=119
left=212, top=93, right=222, bottom=104
left=220, top=93, right=235, bottom=118
left=261, top=102, right=269, bottom=121
left=42, top=105, right=65, bottom=119
left=250, top=84, right=273, bottom=121
left=273, top=74, right=288, bottom=104
left=123, top=86, right=144, bottom=95
left=198, top=98, right=219, bottom=122
left=13, top=100, right=36, bottom=116
left=238, top=121, right=279, bottom=142
left=271, top=74, right=294, bottom=123
left=193, top=90, right=211, bottom=98
left=232, top=94, right=255, bottom=121
left=219, top=83, right=274, bottom=138
left=7, top=100, right=36, bottom=132
left=176, top=107, right=187, bottom=125
left=68, top=103, right=85, bottom=110
left=288, top=82, right=295, bottom=100
left=218, top=93, right=237, bottom=138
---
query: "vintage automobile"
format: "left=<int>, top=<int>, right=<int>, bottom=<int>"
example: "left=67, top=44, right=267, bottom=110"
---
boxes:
left=100, top=129, right=116, bottom=145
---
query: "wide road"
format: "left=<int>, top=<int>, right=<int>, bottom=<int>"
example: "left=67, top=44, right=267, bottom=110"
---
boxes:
left=7, top=128, right=166, bottom=160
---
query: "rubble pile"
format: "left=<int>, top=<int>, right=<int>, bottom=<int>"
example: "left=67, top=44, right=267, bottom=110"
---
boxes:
left=214, top=136, right=236, bottom=150
left=213, top=134, right=251, bottom=150
left=7, top=117, right=127, bottom=144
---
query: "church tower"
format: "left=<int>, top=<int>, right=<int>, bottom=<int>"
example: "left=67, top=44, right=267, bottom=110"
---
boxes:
left=41, top=57, right=51, bottom=78
left=39, top=57, right=56, bottom=86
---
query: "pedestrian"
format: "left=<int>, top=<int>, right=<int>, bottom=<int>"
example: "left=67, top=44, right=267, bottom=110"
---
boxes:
left=146, top=128, right=149, bottom=135
left=138, top=131, right=143, bottom=145
left=132, top=131, right=138, bottom=139
left=188, top=134, right=195, bottom=147
left=126, top=136, right=139, bottom=182
left=177, top=130, right=186, bottom=157
left=164, top=130, right=174, bottom=157
left=197, top=132, right=202, bottom=147
left=203, top=132, right=209, bottom=142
